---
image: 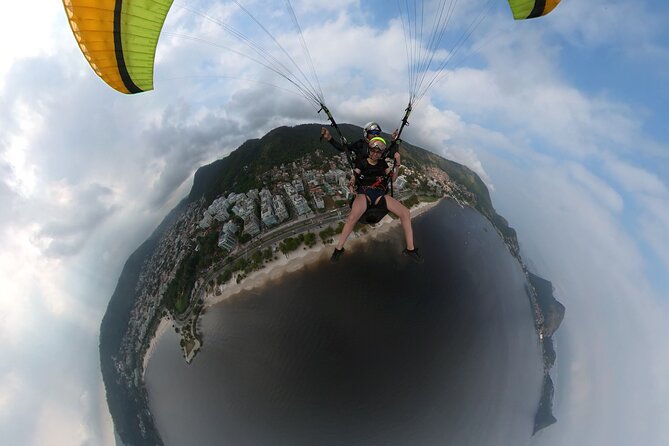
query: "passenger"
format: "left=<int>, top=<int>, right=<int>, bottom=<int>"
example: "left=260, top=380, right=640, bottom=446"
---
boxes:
left=329, top=135, right=422, bottom=263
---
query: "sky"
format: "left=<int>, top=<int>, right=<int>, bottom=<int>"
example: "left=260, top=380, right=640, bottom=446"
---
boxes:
left=1, top=0, right=668, bottom=445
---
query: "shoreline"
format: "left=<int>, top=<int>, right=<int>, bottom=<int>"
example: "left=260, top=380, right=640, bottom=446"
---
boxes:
left=142, top=198, right=443, bottom=369
left=202, top=197, right=442, bottom=307
left=142, top=317, right=171, bottom=379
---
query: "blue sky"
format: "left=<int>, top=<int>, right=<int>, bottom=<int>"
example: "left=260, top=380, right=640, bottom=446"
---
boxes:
left=1, top=0, right=668, bottom=444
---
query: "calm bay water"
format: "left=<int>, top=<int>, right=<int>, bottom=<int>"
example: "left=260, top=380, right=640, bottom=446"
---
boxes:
left=146, top=200, right=542, bottom=445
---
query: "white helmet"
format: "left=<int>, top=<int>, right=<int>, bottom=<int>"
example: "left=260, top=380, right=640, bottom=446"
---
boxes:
left=363, top=122, right=382, bottom=141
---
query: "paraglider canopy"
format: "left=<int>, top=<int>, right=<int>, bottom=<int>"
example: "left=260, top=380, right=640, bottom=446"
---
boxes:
left=508, top=0, right=561, bottom=20
left=62, top=0, right=174, bottom=94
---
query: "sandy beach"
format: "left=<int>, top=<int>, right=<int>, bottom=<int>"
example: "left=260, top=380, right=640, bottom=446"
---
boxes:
left=202, top=198, right=442, bottom=307
left=142, top=317, right=172, bottom=378
left=142, top=198, right=443, bottom=369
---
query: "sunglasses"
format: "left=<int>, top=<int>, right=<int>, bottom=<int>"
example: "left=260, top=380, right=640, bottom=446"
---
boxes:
left=367, top=129, right=381, bottom=135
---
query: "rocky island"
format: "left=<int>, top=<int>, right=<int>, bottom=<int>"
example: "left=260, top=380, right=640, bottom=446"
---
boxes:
left=99, top=123, right=564, bottom=445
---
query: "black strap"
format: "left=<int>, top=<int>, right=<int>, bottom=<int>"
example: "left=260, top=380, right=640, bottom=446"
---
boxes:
left=396, top=101, right=412, bottom=141
left=318, top=103, right=345, bottom=144
left=377, top=100, right=411, bottom=198
left=318, top=103, right=356, bottom=169
left=382, top=101, right=412, bottom=160
left=387, top=101, right=413, bottom=197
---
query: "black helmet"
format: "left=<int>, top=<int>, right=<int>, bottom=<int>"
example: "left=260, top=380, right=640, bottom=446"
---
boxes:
left=363, top=122, right=382, bottom=141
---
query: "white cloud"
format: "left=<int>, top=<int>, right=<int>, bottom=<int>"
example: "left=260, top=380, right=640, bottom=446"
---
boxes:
left=0, top=371, right=24, bottom=417
left=0, top=226, right=46, bottom=340
left=567, top=162, right=624, bottom=213
left=549, top=0, right=666, bottom=50
left=639, top=196, right=669, bottom=274
left=604, top=155, right=667, bottom=195
left=33, top=401, right=89, bottom=446
left=598, top=154, right=669, bottom=277
left=0, top=2, right=64, bottom=89
left=2, top=100, right=42, bottom=197
left=433, top=44, right=645, bottom=162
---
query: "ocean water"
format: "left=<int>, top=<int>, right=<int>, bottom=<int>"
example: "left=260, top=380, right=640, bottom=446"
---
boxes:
left=145, top=200, right=543, bottom=445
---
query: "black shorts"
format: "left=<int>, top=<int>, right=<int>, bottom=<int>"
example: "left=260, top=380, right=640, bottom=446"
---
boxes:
left=358, top=186, right=387, bottom=208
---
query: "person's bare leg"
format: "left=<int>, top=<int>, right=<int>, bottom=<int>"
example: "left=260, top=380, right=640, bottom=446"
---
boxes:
left=384, top=196, right=415, bottom=250
left=335, top=194, right=367, bottom=250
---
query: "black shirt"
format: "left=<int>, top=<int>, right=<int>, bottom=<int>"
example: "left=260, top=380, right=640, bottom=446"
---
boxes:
left=355, top=157, right=389, bottom=189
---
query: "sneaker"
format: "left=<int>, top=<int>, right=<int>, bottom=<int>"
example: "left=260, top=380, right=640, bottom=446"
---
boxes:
left=330, top=247, right=345, bottom=262
left=403, top=248, right=424, bottom=264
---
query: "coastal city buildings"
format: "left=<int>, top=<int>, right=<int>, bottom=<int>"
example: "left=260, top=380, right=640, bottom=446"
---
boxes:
left=218, top=221, right=239, bottom=251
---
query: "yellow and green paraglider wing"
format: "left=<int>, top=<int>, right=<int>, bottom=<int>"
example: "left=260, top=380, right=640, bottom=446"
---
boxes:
left=507, top=0, right=561, bottom=20
left=63, top=0, right=174, bottom=94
